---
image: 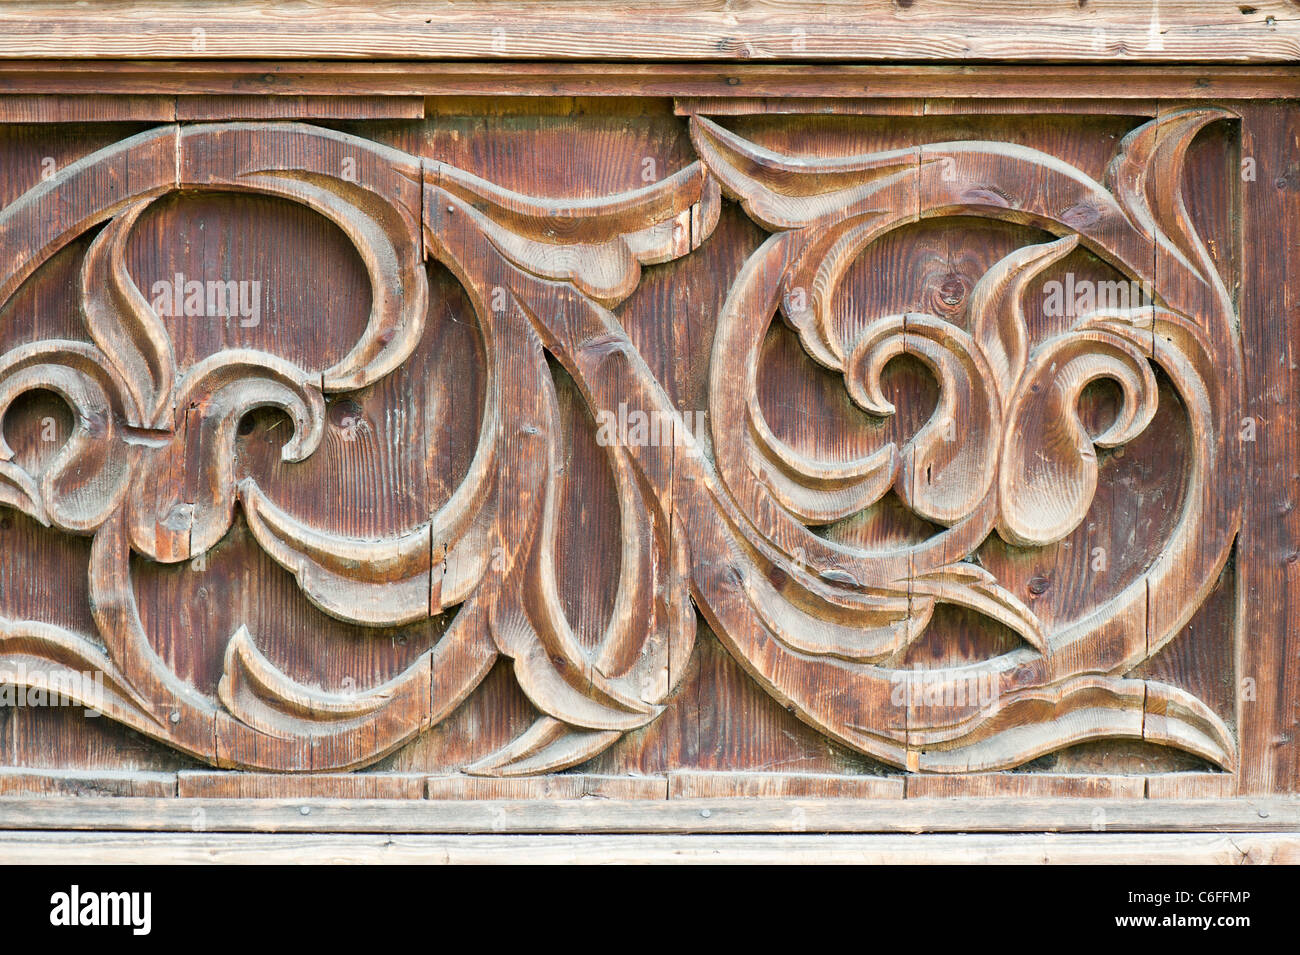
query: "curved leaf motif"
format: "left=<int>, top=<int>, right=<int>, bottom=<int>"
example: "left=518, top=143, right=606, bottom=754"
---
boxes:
left=430, top=158, right=719, bottom=308
left=466, top=717, right=621, bottom=779
left=905, top=675, right=1235, bottom=773
left=742, top=562, right=927, bottom=663
left=218, top=626, right=403, bottom=739
left=746, top=402, right=899, bottom=525
left=996, top=325, right=1159, bottom=547
left=126, top=350, right=326, bottom=562
left=80, top=200, right=177, bottom=429
left=845, top=314, right=1001, bottom=527
left=0, top=616, right=157, bottom=725
left=690, top=115, right=917, bottom=231
left=0, top=341, right=133, bottom=533
left=1106, top=108, right=1235, bottom=293
left=240, top=482, right=435, bottom=627
left=969, top=235, right=1079, bottom=406
left=781, top=212, right=897, bottom=370
left=176, top=124, right=428, bottom=394
left=911, top=563, right=1047, bottom=656
left=484, top=345, right=683, bottom=735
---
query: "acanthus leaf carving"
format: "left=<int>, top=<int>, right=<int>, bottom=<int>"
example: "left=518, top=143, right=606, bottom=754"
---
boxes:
left=678, top=108, right=1241, bottom=772
left=0, top=109, right=1243, bottom=778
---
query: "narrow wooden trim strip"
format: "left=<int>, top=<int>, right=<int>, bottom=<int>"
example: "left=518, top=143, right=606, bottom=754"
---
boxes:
left=177, top=772, right=426, bottom=800
left=0, top=769, right=177, bottom=798
left=0, top=93, right=425, bottom=122
left=673, top=96, right=1167, bottom=116
left=0, top=93, right=175, bottom=122
left=0, top=769, right=1239, bottom=801
left=0, top=797, right=1292, bottom=833
left=1147, top=773, right=1240, bottom=800
left=0, top=63, right=1294, bottom=100
left=176, top=94, right=425, bottom=120
left=426, top=775, right=669, bottom=800
left=666, top=772, right=905, bottom=799
left=905, top=775, right=1149, bottom=799
left=0, top=831, right=1290, bottom=864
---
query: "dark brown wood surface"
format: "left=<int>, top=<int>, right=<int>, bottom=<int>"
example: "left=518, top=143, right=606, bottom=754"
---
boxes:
left=0, top=78, right=1290, bottom=801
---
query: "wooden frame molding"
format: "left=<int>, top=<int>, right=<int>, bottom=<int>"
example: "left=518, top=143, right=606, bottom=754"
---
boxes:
left=1, top=794, right=1296, bottom=864
left=1, top=13, right=1299, bottom=841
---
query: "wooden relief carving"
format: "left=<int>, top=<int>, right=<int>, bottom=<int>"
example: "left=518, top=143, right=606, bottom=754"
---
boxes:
left=0, top=109, right=1242, bottom=778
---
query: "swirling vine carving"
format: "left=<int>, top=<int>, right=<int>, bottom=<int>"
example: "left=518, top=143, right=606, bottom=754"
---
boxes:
left=0, top=110, right=1241, bottom=776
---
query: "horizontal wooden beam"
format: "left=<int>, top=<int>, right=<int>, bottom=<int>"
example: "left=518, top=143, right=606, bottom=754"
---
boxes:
left=0, top=769, right=1236, bottom=801
left=0, top=62, right=1294, bottom=100
left=0, top=797, right=1293, bottom=833
left=0, top=830, right=1291, bottom=863
left=0, top=2, right=1298, bottom=63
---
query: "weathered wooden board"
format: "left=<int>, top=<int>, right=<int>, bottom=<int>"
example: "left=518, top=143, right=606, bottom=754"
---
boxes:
left=0, top=71, right=1291, bottom=815
left=0, top=2, right=1296, bottom=62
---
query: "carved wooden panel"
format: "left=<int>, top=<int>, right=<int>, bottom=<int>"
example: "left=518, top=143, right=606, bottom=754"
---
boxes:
left=0, top=89, right=1287, bottom=799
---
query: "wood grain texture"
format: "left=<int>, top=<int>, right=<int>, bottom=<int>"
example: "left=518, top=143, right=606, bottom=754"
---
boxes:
left=0, top=2, right=1296, bottom=62
left=426, top=774, right=667, bottom=800
left=0, top=767, right=175, bottom=797
left=667, top=771, right=903, bottom=799
left=1234, top=104, right=1300, bottom=796
left=0, top=94, right=423, bottom=122
left=176, top=95, right=425, bottom=120
left=1146, top=772, right=1237, bottom=799
left=905, top=773, right=1146, bottom=799
left=177, top=771, right=424, bottom=799
left=0, top=95, right=175, bottom=122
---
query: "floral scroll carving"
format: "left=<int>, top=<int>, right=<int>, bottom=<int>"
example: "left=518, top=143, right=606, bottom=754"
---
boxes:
left=0, top=110, right=1241, bottom=775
